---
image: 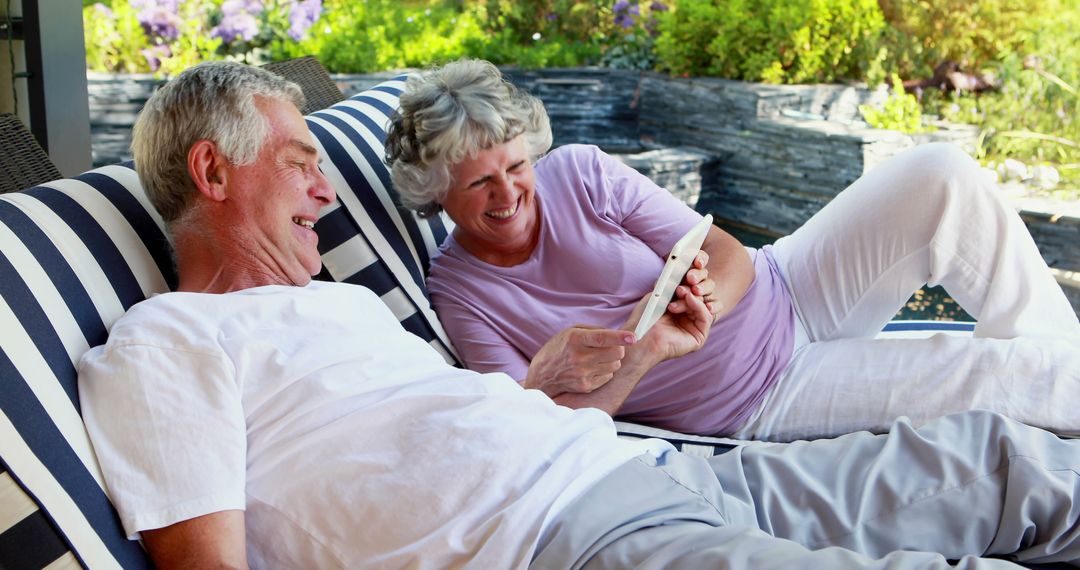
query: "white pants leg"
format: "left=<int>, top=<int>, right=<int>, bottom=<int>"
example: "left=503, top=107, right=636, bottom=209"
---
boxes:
left=770, top=142, right=1078, bottom=341
left=531, top=412, right=1080, bottom=569
left=734, top=143, right=1080, bottom=441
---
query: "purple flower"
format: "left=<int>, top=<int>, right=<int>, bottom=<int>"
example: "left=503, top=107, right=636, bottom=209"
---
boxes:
left=546, top=12, right=558, bottom=21
left=613, top=0, right=639, bottom=29
left=212, top=13, right=260, bottom=43
left=139, top=6, right=182, bottom=40
left=132, top=0, right=179, bottom=17
left=92, top=3, right=114, bottom=18
left=649, top=1, right=669, bottom=11
left=219, top=0, right=264, bottom=16
left=141, top=44, right=172, bottom=72
left=286, top=0, right=322, bottom=41
left=212, top=0, right=264, bottom=43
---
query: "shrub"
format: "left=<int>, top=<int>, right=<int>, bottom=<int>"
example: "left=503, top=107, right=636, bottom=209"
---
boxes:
left=84, top=0, right=222, bottom=75
left=896, top=0, right=1077, bottom=191
left=875, top=0, right=1046, bottom=82
left=654, top=0, right=885, bottom=83
left=84, top=0, right=322, bottom=76
left=860, top=75, right=930, bottom=133
left=289, top=0, right=489, bottom=73
left=84, top=2, right=151, bottom=73
left=463, top=0, right=608, bottom=67
left=600, top=1, right=670, bottom=71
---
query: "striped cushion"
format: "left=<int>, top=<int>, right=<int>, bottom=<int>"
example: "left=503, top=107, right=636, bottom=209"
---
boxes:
left=307, top=76, right=460, bottom=365
left=0, top=78, right=463, bottom=567
left=0, top=165, right=168, bottom=569
left=879, top=319, right=975, bottom=339
left=614, top=422, right=742, bottom=457
left=1, top=461, right=80, bottom=569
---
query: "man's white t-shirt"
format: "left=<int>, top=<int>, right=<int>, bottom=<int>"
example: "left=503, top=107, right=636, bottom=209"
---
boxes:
left=78, top=281, right=671, bottom=568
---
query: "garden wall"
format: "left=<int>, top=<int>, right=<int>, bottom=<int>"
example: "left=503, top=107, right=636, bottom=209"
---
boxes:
left=86, top=68, right=1079, bottom=281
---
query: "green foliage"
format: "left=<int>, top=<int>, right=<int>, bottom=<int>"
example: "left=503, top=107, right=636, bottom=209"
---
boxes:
left=875, top=0, right=1044, bottom=81
left=75, top=0, right=1080, bottom=193
left=926, top=0, right=1080, bottom=188
left=299, top=0, right=670, bottom=72
left=477, top=0, right=603, bottom=47
left=155, top=2, right=223, bottom=77
left=859, top=75, right=930, bottom=133
left=601, top=31, right=655, bottom=70
left=652, top=0, right=720, bottom=76
left=654, top=0, right=885, bottom=83
left=465, top=0, right=611, bottom=67
left=84, top=2, right=150, bottom=73
left=286, top=0, right=488, bottom=73
left=84, top=0, right=309, bottom=76
left=83, top=0, right=624, bottom=74
left=599, top=2, right=669, bottom=71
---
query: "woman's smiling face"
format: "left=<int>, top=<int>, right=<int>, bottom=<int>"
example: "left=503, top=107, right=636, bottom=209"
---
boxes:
left=442, top=135, right=541, bottom=266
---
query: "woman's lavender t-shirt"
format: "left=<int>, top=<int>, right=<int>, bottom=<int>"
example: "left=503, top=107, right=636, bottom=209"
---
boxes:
left=427, top=145, right=795, bottom=435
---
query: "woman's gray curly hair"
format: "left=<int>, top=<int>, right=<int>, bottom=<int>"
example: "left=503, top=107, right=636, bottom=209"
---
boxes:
left=385, top=59, right=553, bottom=218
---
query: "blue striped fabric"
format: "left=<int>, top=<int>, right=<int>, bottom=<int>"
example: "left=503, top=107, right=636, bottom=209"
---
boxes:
left=0, top=460, right=77, bottom=569
left=0, top=77, right=465, bottom=569
left=0, top=164, right=165, bottom=569
left=882, top=320, right=975, bottom=333
left=308, top=76, right=460, bottom=365
left=613, top=421, right=739, bottom=457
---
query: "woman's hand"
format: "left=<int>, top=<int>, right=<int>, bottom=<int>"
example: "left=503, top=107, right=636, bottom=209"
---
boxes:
left=668, top=250, right=723, bottom=320
left=523, top=326, right=636, bottom=397
left=625, top=286, right=713, bottom=364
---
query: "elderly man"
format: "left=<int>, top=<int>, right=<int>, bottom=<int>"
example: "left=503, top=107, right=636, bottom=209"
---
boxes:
left=79, top=61, right=1080, bottom=569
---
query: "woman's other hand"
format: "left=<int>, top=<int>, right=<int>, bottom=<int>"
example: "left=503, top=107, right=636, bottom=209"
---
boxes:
left=624, top=289, right=713, bottom=362
left=523, top=326, right=636, bottom=397
left=669, top=250, right=722, bottom=319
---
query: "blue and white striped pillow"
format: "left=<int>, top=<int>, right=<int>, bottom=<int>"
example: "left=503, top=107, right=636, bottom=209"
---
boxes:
left=0, top=461, right=81, bottom=568
left=308, top=76, right=460, bottom=365
left=0, top=165, right=165, bottom=569
left=0, top=79, right=464, bottom=568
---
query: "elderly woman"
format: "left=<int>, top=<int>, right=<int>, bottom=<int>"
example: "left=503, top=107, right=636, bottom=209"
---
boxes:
left=385, top=59, right=1080, bottom=442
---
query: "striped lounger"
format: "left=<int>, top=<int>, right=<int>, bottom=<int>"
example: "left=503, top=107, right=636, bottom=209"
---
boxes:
left=0, top=75, right=973, bottom=568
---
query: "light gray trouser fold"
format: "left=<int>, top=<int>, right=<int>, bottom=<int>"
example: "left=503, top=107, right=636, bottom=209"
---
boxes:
left=530, top=411, right=1080, bottom=569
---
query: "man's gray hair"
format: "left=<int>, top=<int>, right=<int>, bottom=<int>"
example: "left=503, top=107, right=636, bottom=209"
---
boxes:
left=385, top=59, right=552, bottom=218
left=131, top=61, right=306, bottom=223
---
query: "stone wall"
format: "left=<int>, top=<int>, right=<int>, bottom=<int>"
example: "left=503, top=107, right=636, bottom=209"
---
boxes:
left=85, top=68, right=1078, bottom=280
left=87, top=72, right=161, bottom=166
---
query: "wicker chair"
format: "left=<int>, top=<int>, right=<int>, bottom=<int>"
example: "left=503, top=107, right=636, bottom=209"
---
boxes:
left=261, top=56, right=346, bottom=115
left=0, top=113, right=63, bottom=194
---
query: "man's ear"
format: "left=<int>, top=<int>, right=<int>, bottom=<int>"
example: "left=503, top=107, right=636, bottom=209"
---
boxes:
left=187, top=140, right=229, bottom=202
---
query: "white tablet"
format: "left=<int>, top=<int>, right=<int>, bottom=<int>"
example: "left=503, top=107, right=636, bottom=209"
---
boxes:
left=633, top=214, right=714, bottom=339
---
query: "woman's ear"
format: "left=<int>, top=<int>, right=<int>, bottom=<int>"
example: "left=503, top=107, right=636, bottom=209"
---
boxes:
left=187, top=140, right=229, bottom=202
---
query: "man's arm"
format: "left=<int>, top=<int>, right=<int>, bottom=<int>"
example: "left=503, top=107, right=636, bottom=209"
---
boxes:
left=141, top=510, right=247, bottom=570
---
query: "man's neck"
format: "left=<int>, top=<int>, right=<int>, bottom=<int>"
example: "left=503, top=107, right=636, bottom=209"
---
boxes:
left=170, top=227, right=307, bottom=294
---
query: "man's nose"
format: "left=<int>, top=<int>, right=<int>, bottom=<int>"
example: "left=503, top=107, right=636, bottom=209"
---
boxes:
left=312, top=169, right=336, bottom=205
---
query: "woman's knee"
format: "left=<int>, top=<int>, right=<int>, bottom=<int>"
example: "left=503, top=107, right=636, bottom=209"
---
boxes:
left=893, top=143, right=997, bottom=208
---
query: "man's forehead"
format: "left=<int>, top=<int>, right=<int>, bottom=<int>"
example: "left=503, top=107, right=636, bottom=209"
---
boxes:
left=258, top=96, right=318, bottom=155
left=288, top=137, right=319, bottom=155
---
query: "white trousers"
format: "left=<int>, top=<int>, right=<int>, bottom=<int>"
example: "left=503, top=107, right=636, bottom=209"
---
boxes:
left=733, top=143, right=1080, bottom=442
left=531, top=412, right=1080, bottom=569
